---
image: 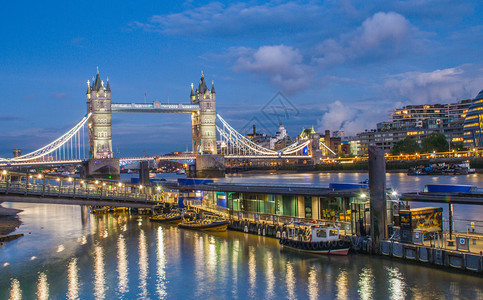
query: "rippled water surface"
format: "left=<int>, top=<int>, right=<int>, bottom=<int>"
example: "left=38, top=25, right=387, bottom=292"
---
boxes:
left=0, top=173, right=482, bottom=299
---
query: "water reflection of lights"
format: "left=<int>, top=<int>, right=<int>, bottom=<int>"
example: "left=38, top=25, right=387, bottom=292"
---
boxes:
left=231, top=240, right=239, bottom=297
left=67, top=258, right=79, bottom=300
left=57, top=244, right=65, bottom=253
left=103, top=229, right=108, bottom=238
left=79, top=236, right=87, bottom=245
left=206, top=236, right=217, bottom=279
left=336, top=270, right=348, bottom=300
left=219, top=240, right=228, bottom=289
left=138, top=229, right=148, bottom=298
left=3, top=262, right=10, bottom=267
left=265, top=251, right=275, bottom=299
left=94, top=245, right=106, bottom=299
left=117, top=234, right=129, bottom=295
left=285, top=261, right=296, bottom=299
left=386, top=267, right=407, bottom=300
left=36, top=272, right=49, bottom=300
left=156, top=227, right=167, bottom=299
left=248, top=246, right=257, bottom=297
left=358, top=267, right=374, bottom=300
left=194, top=233, right=206, bottom=297
left=30, top=256, right=37, bottom=260
left=9, top=278, right=22, bottom=300
left=450, top=282, right=460, bottom=298
left=308, top=267, right=319, bottom=300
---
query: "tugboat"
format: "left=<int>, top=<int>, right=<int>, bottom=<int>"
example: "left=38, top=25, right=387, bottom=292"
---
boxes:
left=279, top=223, right=350, bottom=255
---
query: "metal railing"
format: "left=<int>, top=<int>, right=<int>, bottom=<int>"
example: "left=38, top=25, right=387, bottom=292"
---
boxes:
left=183, top=199, right=352, bottom=234
left=0, top=181, right=155, bottom=204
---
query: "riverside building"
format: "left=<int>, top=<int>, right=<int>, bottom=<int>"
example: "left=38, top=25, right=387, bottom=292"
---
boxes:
left=463, top=90, right=483, bottom=149
left=356, top=99, right=473, bottom=154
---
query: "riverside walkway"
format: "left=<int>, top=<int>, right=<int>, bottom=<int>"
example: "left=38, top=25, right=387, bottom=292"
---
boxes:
left=0, top=170, right=157, bottom=208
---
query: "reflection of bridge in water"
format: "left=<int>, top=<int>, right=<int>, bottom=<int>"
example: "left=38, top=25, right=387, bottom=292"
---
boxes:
left=0, top=70, right=330, bottom=175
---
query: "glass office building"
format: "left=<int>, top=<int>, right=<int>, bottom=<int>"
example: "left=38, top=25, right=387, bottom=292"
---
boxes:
left=463, top=90, right=483, bottom=149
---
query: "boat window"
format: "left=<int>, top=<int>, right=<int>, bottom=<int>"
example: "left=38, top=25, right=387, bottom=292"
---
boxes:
left=329, top=229, right=339, bottom=236
left=316, top=229, right=326, bottom=237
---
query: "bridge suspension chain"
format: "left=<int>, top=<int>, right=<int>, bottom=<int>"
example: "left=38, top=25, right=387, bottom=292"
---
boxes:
left=216, top=114, right=311, bottom=156
left=0, top=113, right=92, bottom=163
left=216, top=114, right=277, bottom=155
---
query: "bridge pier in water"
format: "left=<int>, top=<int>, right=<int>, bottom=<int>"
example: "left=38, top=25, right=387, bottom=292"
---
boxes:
left=194, top=155, right=225, bottom=178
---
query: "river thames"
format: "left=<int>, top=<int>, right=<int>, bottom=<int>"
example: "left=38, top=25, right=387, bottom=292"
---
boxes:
left=1, top=172, right=482, bottom=299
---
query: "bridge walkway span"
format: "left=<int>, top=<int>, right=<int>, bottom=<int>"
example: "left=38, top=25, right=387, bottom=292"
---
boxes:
left=0, top=178, right=157, bottom=208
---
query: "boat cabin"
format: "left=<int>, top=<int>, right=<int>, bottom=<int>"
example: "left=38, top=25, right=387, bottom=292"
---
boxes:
left=286, top=224, right=341, bottom=242
left=311, top=226, right=340, bottom=242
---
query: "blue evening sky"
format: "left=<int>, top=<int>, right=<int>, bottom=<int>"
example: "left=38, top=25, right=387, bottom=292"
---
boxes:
left=0, top=1, right=482, bottom=157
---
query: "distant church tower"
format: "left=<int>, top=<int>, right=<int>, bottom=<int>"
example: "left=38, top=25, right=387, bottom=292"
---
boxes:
left=190, top=72, right=217, bottom=154
left=86, top=68, right=113, bottom=159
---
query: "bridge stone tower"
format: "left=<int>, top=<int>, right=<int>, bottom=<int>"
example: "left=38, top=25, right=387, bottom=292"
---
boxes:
left=85, top=68, right=119, bottom=179
left=190, top=72, right=217, bottom=154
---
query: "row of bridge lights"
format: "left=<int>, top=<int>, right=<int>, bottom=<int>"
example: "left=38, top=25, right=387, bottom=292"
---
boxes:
left=1, top=170, right=152, bottom=190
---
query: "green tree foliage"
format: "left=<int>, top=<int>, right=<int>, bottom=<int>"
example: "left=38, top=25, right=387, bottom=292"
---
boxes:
left=421, top=132, right=449, bottom=153
left=391, top=137, right=421, bottom=155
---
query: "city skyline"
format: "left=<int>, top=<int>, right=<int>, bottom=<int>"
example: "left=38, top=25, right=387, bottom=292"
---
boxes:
left=1, top=1, right=482, bottom=156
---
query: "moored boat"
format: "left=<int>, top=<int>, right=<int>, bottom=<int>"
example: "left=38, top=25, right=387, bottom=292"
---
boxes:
left=408, top=161, right=473, bottom=176
left=178, top=219, right=229, bottom=231
left=112, top=207, right=129, bottom=213
left=150, top=212, right=191, bottom=224
left=279, top=224, right=350, bottom=255
left=90, top=206, right=108, bottom=214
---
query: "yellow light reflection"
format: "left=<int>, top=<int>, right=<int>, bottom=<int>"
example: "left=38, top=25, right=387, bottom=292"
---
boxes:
left=231, top=240, right=239, bottom=297
left=94, top=245, right=106, bottom=299
left=285, top=261, right=296, bottom=299
left=248, top=246, right=257, bottom=297
left=336, top=270, right=348, bottom=300
left=386, top=267, right=407, bottom=300
left=156, top=227, right=167, bottom=299
left=138, top=229, right=148, bottom=298
left=36, top=272, right=49, bottom=300
left=117, top=234, right=129, bottom=294
left=57, top=244, right=65, bottom=253
left=308, top=267, right=319, bottom=300
left=358, top=267, right=374, bottom=300
left=9, top=278, right=22, bottom=300
left=206, top=236, right=216, bottom=278
left=193, top=233, right=206, bottom=297
left=67, top=258, right=79, bottom=300
left=265, top=251, right=275, bottom=299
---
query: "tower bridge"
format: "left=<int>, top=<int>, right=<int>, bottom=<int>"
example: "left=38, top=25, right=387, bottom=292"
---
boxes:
left=0, top=69, right=328, bottom=176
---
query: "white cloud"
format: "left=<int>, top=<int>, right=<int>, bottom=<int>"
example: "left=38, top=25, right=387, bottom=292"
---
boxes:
left=314, top=12, right=413, bottom=67
left=231, top=45, right=314, bottom=94
left=384, top=64, right=483, bottom=104
left=317, top=100, right=389, bottom=135
left=130, top=1, right=327, bottom=38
